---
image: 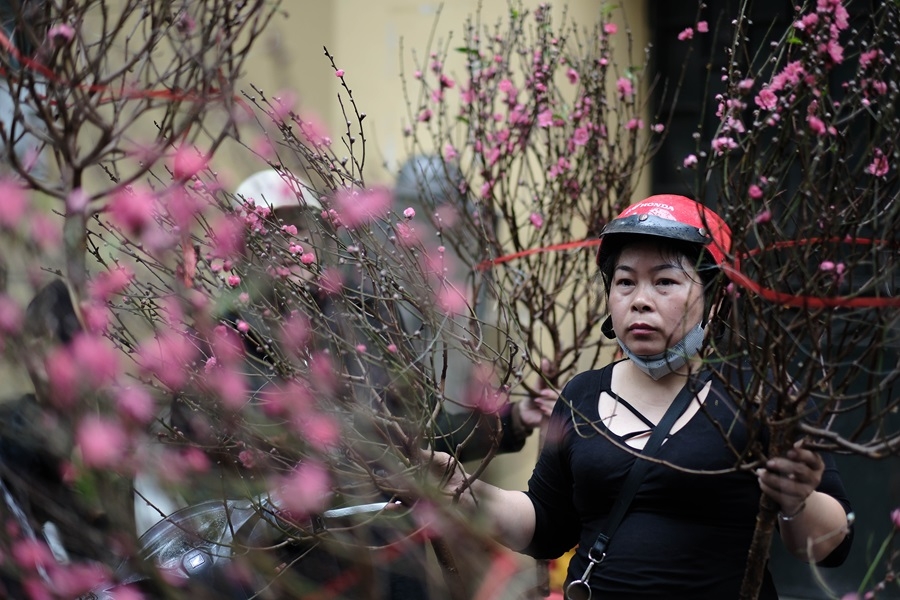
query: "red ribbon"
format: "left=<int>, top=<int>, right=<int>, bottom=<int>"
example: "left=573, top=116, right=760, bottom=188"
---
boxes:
left=477, top=236, right=900, bottom=308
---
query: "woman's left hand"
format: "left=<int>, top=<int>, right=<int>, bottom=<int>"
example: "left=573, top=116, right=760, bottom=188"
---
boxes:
left=758, top=440, right=824, bottom=517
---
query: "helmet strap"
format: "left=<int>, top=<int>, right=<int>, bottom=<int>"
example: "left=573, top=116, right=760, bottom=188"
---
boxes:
left=616, top=322, right=706, bottom=380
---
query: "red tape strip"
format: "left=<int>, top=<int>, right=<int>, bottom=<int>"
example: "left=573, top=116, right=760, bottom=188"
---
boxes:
left=477, top=236, right=900, bottom=308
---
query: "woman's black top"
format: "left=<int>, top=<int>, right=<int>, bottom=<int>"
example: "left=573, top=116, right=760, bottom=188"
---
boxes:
left=523, top=361, right=853, bottom=600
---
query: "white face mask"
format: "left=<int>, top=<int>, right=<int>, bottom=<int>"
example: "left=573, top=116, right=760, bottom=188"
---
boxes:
left=616, top=322, right=706, bottom=380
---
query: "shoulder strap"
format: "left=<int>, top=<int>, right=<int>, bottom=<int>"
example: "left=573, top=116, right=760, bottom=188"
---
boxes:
left=588, top=370, right=711, bottom=558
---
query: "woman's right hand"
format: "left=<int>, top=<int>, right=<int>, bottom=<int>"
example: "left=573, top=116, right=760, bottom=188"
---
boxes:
left=423, top=449, right=473, bottom=504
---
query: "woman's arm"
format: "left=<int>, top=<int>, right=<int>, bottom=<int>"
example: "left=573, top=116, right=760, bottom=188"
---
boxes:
left=758, top=441, right=851, bottom=563
left=429, top=450, right=537, bottom=552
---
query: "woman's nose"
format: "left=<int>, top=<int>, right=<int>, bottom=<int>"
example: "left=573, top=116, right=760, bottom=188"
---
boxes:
left=630, top=285, right=653, bottom=311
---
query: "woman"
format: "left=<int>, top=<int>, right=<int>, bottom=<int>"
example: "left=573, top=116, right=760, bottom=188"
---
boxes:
left=430, top=195, right=853, bottom=599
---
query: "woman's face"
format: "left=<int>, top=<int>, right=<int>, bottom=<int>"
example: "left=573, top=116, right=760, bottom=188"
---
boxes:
left=607, top=241, right=706, bottom=357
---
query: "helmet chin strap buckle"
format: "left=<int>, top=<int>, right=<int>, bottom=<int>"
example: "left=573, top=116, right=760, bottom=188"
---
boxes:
left=601, top=315, right=616, bottom=339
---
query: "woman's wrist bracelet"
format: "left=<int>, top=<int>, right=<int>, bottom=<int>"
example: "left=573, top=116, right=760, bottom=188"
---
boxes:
left=778, top=499, right=807, bottom=521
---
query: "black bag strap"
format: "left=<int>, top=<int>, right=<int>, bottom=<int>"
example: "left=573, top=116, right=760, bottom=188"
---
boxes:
left=588, top=370, right=711, bottom=559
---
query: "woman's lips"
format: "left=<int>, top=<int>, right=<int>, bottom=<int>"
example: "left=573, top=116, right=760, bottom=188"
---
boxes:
left=628, top=323, right=656, bottom=335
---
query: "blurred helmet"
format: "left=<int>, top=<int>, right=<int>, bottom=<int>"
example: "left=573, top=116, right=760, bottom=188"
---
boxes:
left=394, top=154, right=466, bottom=208
left=234, top=170, right=322, bottom=212
left=596, top=194, right=731, bottom=268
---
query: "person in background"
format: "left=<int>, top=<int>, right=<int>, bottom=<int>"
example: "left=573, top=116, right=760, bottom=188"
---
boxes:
left=428, top=195, right=853, bottom=600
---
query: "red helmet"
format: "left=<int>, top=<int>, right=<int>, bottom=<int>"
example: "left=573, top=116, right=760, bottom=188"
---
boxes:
left=596, top=194, right=731, bottom=267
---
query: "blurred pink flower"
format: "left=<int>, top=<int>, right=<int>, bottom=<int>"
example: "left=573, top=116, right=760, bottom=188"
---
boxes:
left=226, top=274, right=241, bottom=287
left=436, top=285, right=467, bottom=315
left=172, top=145, right=207, bottom=180
left=678, top=27, right=694, bottom=41
left=0, top=179, right=27, bottom=228
left=616, top=77, right=633, bottom=99
left=891, top=507, right=900, bottom=528
left=537, top=109, right=554, bottom=127
left=387, top=343, right=398, bottom=354
left=274, top=461, right=332, bottom=518
left=444, top=143, right=458, bottom=160
left=50, top=562, right=111, bottom=597
left=300, top=252, right=316, bottom=265
left=334, top=187, right=392, bottom=227
left=109, top=186, right=157, bottom=235
left=626, top=118, right=644, bottom=130
left=754, top=209, right=772, bottom=224
left=748, top=185, right=764, bottom=200
left=603, top=23, right=618, bottom=35
left=90, top=266, right=134, bottom=302
left=71, top=333, right=120, bottom=387
left=179, top=446, right=211, bottom=473
left=12, top=539, right=54, bottom=571
left=46, top=346, right=79, bottom=406
left=137, top=330, right=197, bottom=389
left=737, top=78, right=755, bottom=92
left=0, top=294, right=22, bottom=335
left=207, top=214, right=245, bottom=260
left=808, top=115, right=827, bottom=135
left=317, top=268, right=344, bottom=296
left=272, top=90, right=297, bottom=121
left=296, top=413, right=341, bottom=450
left=696, top=21, right=709, bottom=33
left=30, top=213, right=61, bottom=250
left=572, top=126, right=590, bottom=146
left=418, top=108, right=433, bottom=122
left=403, top=207, right=416, bottom=219
left=566, top=68, right=579, bottom=84
left=209, top=365, right=248, bottom=410
left=280, top=312, right=310, bottom=354
left=116, top=386, right=155, bottom=424
left=530, top=212, right=544, bottom=228
left=683, top=154, right=698, bottom=168
left=77, top=416, right=128, bottom=469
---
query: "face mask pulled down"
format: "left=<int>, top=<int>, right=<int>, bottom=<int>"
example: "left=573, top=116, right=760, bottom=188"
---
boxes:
left=616, top=323, right=706, bottom=380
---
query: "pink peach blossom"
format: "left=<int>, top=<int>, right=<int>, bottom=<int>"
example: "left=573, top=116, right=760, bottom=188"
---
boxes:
left=0, top=179, right=28, bottom=229
left=616, top=77, right=633, bottom=99
left=754, top=209, right=772, bottom=224
left=334, top=187, right=392, bottom=228
left=77, top=416, right=128, bottom=469
left=866, top=148, right=889, bottom=177
left=274, top=461, right=332, bottom=518
left=172, top=145, right=207, bottom=180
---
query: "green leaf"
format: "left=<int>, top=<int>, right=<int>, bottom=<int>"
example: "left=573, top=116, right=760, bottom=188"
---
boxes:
left=455, top=47, right=479, bottom=55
